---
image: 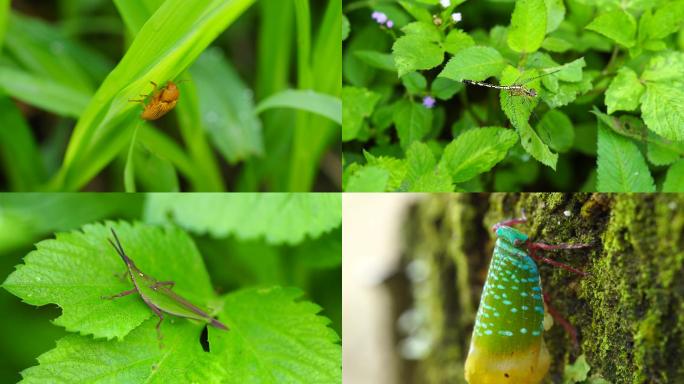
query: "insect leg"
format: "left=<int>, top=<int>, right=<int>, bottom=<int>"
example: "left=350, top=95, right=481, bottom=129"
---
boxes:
left=150, top=281, right=175, bottom=290
left=543, top=292, right=579, bottom=349
left=526, top=242, right=588, bottom=276
left=128, top=98, right=145, bottom=103
left=491, top=209, right=528, bottom=231
left=101, top=288, right=137, bottom=300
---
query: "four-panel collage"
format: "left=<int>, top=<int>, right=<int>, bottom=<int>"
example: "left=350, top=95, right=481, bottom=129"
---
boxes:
left=0, top=0, right=683, bottom=383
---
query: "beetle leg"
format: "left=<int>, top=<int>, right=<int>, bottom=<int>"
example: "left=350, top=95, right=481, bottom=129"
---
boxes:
left=128, top=98, right=145, bottom=103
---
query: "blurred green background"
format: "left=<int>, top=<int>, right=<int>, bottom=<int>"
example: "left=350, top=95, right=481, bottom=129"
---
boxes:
left=0, top=193, right=342, bottom=382
left=0, top=0, right=341, bottom=192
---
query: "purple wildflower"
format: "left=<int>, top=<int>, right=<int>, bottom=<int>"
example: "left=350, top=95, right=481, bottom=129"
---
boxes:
left=422, top=96, right=436, bottom=109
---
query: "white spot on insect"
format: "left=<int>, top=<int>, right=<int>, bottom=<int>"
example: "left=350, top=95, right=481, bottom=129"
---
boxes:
left=669, top=202, right=677, bottom=210
left=563, top=210, right=572, bottom=217
left=503, top=300, right=512, bottom=305
left=493, top=312, right=500, bottom=317
left=520, top=328, right=528, bottom=334
left=522, top=305, right=529, bottom=310
left=139, top=272, right=144, bottom=277
left=485, top=330, right=493, bottom=335
left=498, top=330, right=513, bottom=336
left=502, top=293, right=508, bottom=298
left=511, top=308, right=518, bottom=313
left=532, top=330, right=541, bottom=336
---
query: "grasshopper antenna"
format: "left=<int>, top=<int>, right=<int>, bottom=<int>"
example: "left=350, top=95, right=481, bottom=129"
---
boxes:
left=109, top=229, right=130, bottom=263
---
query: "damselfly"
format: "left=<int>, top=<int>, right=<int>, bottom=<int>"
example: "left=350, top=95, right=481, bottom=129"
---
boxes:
left=462, top=68, right=562, bottom=128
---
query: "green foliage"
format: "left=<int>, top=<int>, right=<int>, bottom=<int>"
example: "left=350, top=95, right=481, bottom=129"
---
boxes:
left=0, top=1, right=341, bottom=192
left=144, top=193, right=341, bottom=245
left=342, top=0, right=684, bottom=191
left=0, top=194, right=341, bottom=383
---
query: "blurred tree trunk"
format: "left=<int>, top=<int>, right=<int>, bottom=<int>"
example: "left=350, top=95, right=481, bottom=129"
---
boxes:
left=394, top=193, right=684, bottom=384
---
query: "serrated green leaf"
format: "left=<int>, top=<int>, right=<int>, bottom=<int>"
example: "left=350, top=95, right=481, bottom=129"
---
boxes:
left=20, top=319, right=222, bottom=384
left=438, top=127, right=518, bottom=182
left=214, top=287, right=341, bottom=384
left=536, top=109, right=574, bottom=152
left=342, top=86, right=380, bottom=142
left=500, top=66, right=558, bottom=169
left=438, top=46, right=505, bottom=82
left=393, top=99, right=432, bottom=149
left=392, top=32, right=443, bottom=77
left=144, top=193, right=341, bottom=245
left=639, top=53, right=684, bottom=142
left=344, top=166, right=389, bottom=192
left=663, top=159, right=684, bottom=192
left=585, top=10, right=636, bottom=47
left=19, top=287, right=341, bottom=384
left=597, top=125, right=655, bottom=192
left=365, top=151, right=408, bottom=191
left=507, top=0, right=547, bottom=53
left=404, top=141, right=453, bottom=191
left=3, top=222, right=214, bottom=340
left=444, top=29, right=475, bottom=54
left=605, top=67, right=644, bottom=114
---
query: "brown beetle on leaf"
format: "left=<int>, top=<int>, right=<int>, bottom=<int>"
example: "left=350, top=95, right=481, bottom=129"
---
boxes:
left=129, top=80, right=181, bottom=121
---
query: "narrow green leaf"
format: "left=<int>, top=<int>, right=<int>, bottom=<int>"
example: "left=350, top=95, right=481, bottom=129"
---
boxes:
left=191, top=48, right=263, bottom=163
left=393, top=99, right=432, bottom=149
left=438, top=46, right=505, bottom=82
left=605, top=67, right=644, bottom=114
left=438, top=127, right=518, bottom=182
left=507, top=0, right=547, bottom=53
left=0, top=67, right=90, bottom=117
left=56, top=0, right=256, bottom=191
left=144, top=193, right=341, bottom=244
left=585, top=10, right=636, bottom=48
left=663, top=159, right=684, bottom=192
left=342, top=86, right=380, bottom=141
left=597, top=124, right=655, bottom=192
left=0, top=94, right=45, bottom=191
left=256, top=89, right=341, bottom=125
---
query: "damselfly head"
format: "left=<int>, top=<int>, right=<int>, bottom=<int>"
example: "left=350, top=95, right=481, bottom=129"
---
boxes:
left=527, top=88, right=537, bottom=97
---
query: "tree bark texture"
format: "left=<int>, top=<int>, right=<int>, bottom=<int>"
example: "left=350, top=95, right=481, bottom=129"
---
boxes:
left=395, top=193, right=684, bottom=384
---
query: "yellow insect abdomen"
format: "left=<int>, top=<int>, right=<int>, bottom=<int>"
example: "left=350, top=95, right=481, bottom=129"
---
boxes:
left=464, top=337, right=550, bottom=384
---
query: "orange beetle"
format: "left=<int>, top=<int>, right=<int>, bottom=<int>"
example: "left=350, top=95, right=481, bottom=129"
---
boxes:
left=129, top=80, right=181, bottom=121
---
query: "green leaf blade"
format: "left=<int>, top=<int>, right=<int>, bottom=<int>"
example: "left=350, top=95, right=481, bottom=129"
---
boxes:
left=438, top=46, right=505, bottom=82
left=507, top=0, right=547, bottom=53
left=144, top=193, right=342, bottom=245
left=585, top=10, right=636, bottom=48
left=2, top=222, right=214, bottom=340
left=214, top=287, right=341, bottom=384
left=438, top=127, right=518, bottom=183
left=597, top=125, right=655, bottom=192
left=604, top=67, right=644, bottom=114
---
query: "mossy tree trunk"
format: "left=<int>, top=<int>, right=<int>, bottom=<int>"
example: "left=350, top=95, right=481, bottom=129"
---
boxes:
left=395, top=193, right=684, bottom=384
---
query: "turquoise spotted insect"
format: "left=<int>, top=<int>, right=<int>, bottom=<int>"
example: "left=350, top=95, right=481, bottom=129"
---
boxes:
left=465, top=214, right=589, bottom=384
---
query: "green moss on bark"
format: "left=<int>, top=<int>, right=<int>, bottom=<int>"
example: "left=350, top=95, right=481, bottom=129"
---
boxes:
left=398, top=193, right=684, bottom=384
